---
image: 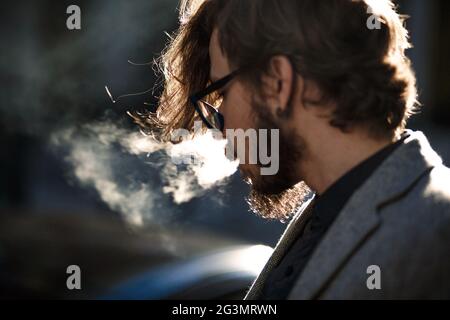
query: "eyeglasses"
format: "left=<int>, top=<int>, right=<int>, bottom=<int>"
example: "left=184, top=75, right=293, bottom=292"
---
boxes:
left=189, top=69, right=240, bottom=132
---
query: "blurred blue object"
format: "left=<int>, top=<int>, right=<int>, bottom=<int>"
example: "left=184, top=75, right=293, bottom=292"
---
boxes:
left=99, top=245, right=273, bottom=300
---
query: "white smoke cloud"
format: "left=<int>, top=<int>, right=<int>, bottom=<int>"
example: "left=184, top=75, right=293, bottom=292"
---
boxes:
left=51, top=121, right=238, bottom=226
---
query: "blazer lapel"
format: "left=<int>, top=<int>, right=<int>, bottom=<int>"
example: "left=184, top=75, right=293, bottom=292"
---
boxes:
left=287, top=191, right=381, bottom=299
left=244, top=196, right=316, bottom=300
left=288, top=130, right=442, bottom=299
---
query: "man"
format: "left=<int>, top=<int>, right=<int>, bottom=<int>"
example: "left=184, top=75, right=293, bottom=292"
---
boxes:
left=133, top=0, right=450, bottom=299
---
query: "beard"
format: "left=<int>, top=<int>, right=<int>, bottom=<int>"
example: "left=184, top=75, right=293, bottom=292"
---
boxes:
left=244, top=98, right=312, bottom=222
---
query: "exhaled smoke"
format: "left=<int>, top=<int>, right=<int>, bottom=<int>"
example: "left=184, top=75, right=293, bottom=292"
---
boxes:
left=51, top=121, right=239, bottom=226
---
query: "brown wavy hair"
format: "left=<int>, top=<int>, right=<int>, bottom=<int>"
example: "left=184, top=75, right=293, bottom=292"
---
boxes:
left=131, top=0, right=418, bottom=141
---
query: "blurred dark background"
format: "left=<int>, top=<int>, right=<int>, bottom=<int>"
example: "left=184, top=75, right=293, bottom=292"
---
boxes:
left=0, top=0, right=449, bottom=298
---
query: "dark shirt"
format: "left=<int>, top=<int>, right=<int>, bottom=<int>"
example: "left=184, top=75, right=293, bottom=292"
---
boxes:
left=260, top=133, right=409, bottom=300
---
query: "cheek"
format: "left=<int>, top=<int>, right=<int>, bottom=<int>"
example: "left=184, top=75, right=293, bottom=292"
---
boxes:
left=221, top=85, right=260, bottom=176
left=221, top=85, right=255, bottom=130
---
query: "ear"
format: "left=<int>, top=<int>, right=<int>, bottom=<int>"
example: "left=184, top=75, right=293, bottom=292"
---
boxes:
left=260, top=55, right=295, bottom=117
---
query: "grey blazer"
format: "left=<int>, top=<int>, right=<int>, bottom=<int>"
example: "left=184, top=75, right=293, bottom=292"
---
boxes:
left=245, top=130, right=450, bottom=299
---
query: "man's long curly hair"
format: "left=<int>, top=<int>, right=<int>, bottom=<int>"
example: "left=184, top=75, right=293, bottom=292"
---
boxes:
left=131, top=0, right=418, bottom=141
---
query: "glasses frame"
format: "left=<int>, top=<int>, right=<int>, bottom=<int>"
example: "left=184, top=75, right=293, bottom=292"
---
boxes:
left=189, top=69, right=241, bottom=132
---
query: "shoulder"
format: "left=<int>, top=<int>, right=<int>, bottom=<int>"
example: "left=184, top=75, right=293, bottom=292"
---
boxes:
left=405, top=164, right=450, bottom=227
left=354, top=165, right=450, bottom=298
left=374, top=164, right=450, bottom=263
left=423, top=164, right=450, bottom=204
left=375, top=163, right=450, bottom=249
left=389, top=163, right=450, bottom=217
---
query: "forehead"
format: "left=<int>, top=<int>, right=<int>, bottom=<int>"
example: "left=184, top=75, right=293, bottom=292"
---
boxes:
left=209, top=28, right=231, bottom=81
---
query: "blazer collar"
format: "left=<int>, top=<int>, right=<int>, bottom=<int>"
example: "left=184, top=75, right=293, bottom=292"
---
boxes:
left=288, top=130, right=443, bottom=299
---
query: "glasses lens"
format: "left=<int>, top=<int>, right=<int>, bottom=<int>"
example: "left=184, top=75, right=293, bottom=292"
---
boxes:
left=197, top=99, right=223, bottom=130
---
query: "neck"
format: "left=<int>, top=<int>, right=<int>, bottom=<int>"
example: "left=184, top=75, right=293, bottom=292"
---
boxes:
left=299, top=129, right=395, bottom=195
